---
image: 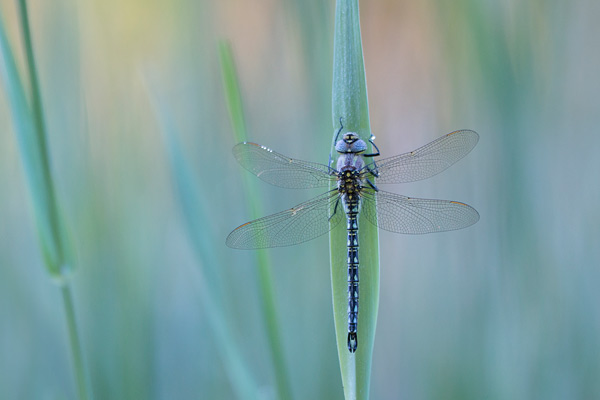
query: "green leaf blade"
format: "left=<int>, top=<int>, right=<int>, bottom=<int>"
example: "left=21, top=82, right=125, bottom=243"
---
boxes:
left=330, top=1, right=380, bottom=399
left=1, top=4, right=89, bottom=399
left=0, top=5, right=70, bottom=278
left=219, top=40, right=294, bottom=400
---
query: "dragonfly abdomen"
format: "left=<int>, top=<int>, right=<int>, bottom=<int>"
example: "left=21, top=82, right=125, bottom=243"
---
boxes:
left=345, top=197, right=360, bottom=353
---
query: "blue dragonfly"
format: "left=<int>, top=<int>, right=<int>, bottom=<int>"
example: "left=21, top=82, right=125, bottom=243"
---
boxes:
left=227, top=125, right=479, bottom=352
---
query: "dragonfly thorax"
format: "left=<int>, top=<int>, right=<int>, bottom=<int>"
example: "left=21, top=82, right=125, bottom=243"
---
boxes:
left=336, top=148, right=365, bottom=175
left=337, top=169, right=363, bottom=198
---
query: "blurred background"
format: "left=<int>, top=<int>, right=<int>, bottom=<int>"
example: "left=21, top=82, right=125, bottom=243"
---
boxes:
left=1, top=0, right=599, bottom=398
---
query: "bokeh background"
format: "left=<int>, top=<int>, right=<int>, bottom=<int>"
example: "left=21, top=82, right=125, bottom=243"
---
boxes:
left=1, top=0, right=599, bottom=399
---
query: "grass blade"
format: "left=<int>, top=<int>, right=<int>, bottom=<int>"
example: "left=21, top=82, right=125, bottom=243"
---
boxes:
left=330, top=0, right=380, bottom=399
left=219, top=40, right=294, bottom=400
left=144, top=81, right=261, bottom=399
left=0, top=3, right=69, bottom=278
left=0, top=2, right=90, bottom=399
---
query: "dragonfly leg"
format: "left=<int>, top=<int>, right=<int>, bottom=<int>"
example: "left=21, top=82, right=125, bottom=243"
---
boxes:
left=365, top=178, right=379, bottom=192
left=329, top=197, right=341, bottom=221
left=336, top=117, right=344, bottom=141
left=363, top=134, right=381, bottom=158
left=329, top=117, right=345, bottom=170
left=366, top=163, right=380, bottom=178
left=363, top=134, right=381, bottom=176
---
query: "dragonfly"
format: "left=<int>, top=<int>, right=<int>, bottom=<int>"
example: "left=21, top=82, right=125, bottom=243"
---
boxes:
left=226, top=122, right=479, bottom=353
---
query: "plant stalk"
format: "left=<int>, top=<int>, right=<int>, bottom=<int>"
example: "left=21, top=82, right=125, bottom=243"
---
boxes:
left=219, top=41, right=294, bottom=400
left=12, top=1, right=91, bottom=398
left=330, top=0, right=380, bottom=399
left=61, top=284, right=91, bottom=400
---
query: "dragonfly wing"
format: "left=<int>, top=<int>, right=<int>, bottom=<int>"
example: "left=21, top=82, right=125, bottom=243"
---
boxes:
left=360, top=189, right=479, bottom=234
left=363, top=130, right=479, bottom=183
left=226, top=191, right=343, bottom=249
left=233, top=142, right=334, bottom=189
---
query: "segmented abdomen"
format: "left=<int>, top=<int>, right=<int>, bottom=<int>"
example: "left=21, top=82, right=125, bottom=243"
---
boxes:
left=346, top=197, right=360, bottom=352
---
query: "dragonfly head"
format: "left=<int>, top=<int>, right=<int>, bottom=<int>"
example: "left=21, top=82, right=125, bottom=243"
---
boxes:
left=335, top=132, right=367, bottom=154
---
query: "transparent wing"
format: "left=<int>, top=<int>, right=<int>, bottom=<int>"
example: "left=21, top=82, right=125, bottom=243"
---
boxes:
left=233, top=142, right=334, bottom=189
left=360, top=189, right=479, bottom=234
left=363, top=130, right=479, bottom=183
left=226, top=191, right=343, bottom=249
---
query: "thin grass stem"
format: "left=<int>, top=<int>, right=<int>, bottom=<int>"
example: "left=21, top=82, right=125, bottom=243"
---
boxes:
left=0, top=2, right=92, bottom=398
left=61, top=284, right=91, bottom=400
left=219, top=40, right=294, bottom=400
left=145, top=81, right=261, bottom=398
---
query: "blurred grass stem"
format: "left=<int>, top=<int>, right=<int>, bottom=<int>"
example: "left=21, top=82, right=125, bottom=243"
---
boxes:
left=146, top=83, right=260, bottom=398
left=16, top=0, right=60, bottom=257
left=219, top=41, right=294, bottom=400
left=61, top=285, right=90, bottom=400
left=0, top=1, right=91, bottom=398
